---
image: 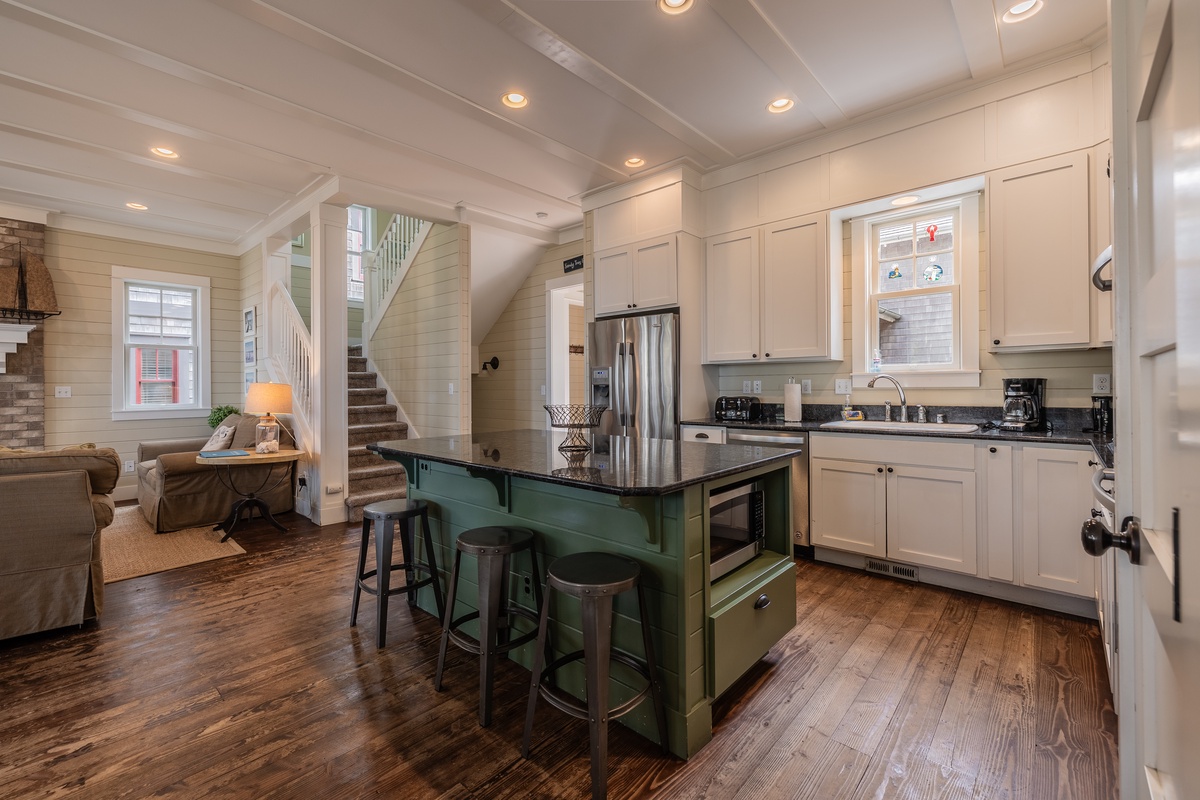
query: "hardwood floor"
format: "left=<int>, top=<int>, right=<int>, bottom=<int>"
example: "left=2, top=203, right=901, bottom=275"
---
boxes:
left=0, top=511, right=1117, bottom=799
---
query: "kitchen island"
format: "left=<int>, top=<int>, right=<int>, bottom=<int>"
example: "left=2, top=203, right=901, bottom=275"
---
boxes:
left=367, top=428, right=798, bottom=759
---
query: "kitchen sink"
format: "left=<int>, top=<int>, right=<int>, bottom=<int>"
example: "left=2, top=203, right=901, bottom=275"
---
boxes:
left=819, top=420, right=980, bottom=434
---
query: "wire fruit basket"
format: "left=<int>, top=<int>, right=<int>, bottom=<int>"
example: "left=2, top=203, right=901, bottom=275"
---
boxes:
left=543, top=404, right=606, bottom=453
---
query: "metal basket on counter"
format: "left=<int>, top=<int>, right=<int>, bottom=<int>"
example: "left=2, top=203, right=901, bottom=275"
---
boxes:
left=543, top=404, right=606, bottom=453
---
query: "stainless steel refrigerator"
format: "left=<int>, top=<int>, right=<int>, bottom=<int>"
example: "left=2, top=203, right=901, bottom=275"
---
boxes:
left=587, top=312, right=679, bottom=440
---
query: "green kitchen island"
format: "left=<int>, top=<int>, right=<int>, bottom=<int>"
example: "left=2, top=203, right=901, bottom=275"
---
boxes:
left=367, top=429, right=797, bottom=759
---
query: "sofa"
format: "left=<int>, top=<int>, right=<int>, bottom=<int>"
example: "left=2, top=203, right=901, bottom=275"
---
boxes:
left=137, top=413, right=296, bottom=533
left=0, top=444, right=120, bottom=640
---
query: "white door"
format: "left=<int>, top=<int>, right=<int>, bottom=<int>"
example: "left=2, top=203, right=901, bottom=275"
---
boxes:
left=631, top=235, right=677, bottom=311
left=593, top=246, right=633, bottom=316
left=704, top=229, right=759, bottom=362
left=809, top=457, right=887, bottom=557
left=1111, top=2, right=1200, bottom=796
left=761, top=214, right=828, bottom=360
left=886, top=464, right=977, bottom=575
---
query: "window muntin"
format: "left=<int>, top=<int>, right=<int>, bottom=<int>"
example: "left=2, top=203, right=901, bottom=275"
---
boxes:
left=347, top=205, right=368, bottom=302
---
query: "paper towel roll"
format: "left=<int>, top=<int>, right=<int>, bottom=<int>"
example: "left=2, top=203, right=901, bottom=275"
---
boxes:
left=784, top=383, right=803, bottom=422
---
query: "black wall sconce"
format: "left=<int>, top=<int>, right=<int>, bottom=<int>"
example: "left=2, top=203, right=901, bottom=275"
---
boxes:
left=481, top=356, right=500, bottom=372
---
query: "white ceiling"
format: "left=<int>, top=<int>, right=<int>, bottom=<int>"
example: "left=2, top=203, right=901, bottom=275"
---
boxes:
left=0, top=0, right=1105, bottom=340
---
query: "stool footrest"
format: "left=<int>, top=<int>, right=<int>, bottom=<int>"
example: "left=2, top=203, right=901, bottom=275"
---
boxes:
left=535, top=648, right=655, bottom=723
left=445, top=604, right=541, bottom=657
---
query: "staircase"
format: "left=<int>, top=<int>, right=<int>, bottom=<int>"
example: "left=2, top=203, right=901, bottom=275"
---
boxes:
left=345, top=346, right=409, bottom=523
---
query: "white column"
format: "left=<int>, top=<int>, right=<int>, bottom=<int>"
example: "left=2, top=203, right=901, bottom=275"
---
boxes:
left=309, top=203, right=349, bottom=525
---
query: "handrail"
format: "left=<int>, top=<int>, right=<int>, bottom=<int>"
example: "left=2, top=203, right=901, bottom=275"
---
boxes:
left=365, top=214, right=429, bottom=324
left=266, top=280, right=315, bottom=430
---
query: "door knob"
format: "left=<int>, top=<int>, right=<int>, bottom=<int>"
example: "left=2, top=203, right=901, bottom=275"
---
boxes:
left=1081, top=514, right=1141, bottom=564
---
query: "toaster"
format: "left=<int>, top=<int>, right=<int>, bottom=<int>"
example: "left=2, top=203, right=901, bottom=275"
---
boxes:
left=715, top=396, right=762, bottom=422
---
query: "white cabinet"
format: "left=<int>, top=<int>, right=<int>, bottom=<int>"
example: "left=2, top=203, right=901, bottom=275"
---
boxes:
left=979, top=443, right=1015, bottom=582
left=593, top=182, right=686, bottom=251
left=681, top=424, right=726, bottom=444
left=1019, top=445, right=1097, bottom=598
left=704, top=213, right=835, bottom=363
left=988, top=151, right=1093, bottom=351
left=594, top=235, right=678, bottom=317
left=810, top=434, right=977, bottom=575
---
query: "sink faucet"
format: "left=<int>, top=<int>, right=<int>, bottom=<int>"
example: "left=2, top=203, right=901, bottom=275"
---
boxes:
left=868, top=373, right=907, bottom=422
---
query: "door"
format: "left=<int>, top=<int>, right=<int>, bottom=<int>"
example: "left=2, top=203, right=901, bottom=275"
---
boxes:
left=704, top=229, right=759, bottom=362
left=1020, top=446, right=1096, bottom=597
left=762, top=213, right=829, bottom=360
left=886, top=464, right=977, bottom=575
left=625, top=313, right=678, bottom=441
left=1111, top=1, right=1200, bottom=796
left=631, top=235, right=677, bottom=311
left=593, top=246, right=633, bottom=316
left=587, top=317, right=623, bottom=438
left=809, top=457, right=886, bottom=557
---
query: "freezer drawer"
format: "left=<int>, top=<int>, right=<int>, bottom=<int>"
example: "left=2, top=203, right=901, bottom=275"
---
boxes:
left=708, top=554, right=796, bottom=697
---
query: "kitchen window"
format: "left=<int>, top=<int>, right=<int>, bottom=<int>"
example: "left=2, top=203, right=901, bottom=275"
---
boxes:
left=111, top=266, right=211, bottom=420
left=847, top=190, right=980, bottom=388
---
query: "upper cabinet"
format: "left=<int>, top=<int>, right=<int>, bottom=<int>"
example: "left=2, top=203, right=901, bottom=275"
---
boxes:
left=988, top=151, right=1100, bottom=351
left=594, top=235, right=679, bottom=317
left=593, top=181, right=701, bottom=251
left=704, top=213, right=839, bottom=363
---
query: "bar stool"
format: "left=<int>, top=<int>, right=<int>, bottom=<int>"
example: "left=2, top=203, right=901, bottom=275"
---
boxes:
left=350, top=498, right=445, bottom=648
left=435, top=526, right=546, bottom=727
left=521, top=552, right=668, bottom=800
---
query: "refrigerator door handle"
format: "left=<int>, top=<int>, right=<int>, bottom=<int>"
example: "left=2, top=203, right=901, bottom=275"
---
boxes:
left=624, top=344, right=636, bottom=430
left=614, top=346, right=626, bottom=428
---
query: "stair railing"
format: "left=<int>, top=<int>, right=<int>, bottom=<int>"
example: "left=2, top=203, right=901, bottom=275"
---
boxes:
left=266, top=280, right=314, bottom=445
left=364, top=214, right=431, bottom=336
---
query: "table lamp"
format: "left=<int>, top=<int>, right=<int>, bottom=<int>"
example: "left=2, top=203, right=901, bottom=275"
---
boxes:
left=244, top=382, right=293, bottom=453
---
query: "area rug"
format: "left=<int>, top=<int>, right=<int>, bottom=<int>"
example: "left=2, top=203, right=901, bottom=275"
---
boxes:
left=102, top=506, right=246, bottom=583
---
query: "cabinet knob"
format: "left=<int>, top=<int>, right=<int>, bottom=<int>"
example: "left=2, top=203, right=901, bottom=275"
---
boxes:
left=993, top=339, right=1001, bottom=345
left=627, top=304, right=633, bottom=309
left=989, top=447, right=997, bottom=454
left=753, top=593, right=771, bottom=610
left=887, top=467, right=894, bottom=473
left=877, top=467, right=884, bottom=473
left=1088, top=459, right=1100, bottom=467
left=632, top=303, right=637, bottom=307
left=752, top=353, right=758, bottom=359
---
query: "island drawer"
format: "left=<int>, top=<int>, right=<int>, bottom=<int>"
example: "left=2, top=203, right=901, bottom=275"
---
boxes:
left=708, top=555, right=796, bottom=698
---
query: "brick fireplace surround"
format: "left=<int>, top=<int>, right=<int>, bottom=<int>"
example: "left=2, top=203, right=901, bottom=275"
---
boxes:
left=0, top=217, right=47, bottom=450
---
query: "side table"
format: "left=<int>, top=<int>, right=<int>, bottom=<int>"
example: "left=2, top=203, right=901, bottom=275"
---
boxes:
left=196, top=449, right=301, bottom=541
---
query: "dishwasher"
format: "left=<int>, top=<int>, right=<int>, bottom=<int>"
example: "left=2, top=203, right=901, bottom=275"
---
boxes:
left=725, top=429, right=810, bottom=549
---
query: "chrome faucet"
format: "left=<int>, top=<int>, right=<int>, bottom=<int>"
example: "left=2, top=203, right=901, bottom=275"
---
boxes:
left=868, top=373, right=907, bottom=422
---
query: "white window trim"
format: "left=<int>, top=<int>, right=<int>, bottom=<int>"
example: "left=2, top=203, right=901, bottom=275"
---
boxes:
left=839, top=183, right=982, bottom=389
left=111, top=265, right=212, bottom=421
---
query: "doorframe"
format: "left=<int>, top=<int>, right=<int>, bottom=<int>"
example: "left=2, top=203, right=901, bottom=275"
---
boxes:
left=545, top=274, right=585, bottom=413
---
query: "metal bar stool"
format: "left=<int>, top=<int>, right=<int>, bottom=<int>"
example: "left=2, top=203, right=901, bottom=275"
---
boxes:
left=351, top=498, right=445, bottom=648
left=521, top=551, right=668, bottom=800
left=435, top=526, right=546, bottom=727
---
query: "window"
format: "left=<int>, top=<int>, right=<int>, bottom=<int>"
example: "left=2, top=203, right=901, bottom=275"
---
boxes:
left=844, top=185, right=980, bottom=388
left=111, top=267, right=211, bottom=419
left=347, top=205, right=370, bottom=302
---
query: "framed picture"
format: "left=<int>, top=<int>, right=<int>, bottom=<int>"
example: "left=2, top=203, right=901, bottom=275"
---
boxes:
left=244, top=369, right=256, bottom=396
left=243, top=338, right=256, bottom=366
left=243, top=307, right=256, bottom=336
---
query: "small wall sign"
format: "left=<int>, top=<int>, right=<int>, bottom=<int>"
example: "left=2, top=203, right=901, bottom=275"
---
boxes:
left=563, top=255, right=584, bottom=273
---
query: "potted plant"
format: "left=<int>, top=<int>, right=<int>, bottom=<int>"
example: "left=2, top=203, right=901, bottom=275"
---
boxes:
left=208, top=404, right=241, bottom=429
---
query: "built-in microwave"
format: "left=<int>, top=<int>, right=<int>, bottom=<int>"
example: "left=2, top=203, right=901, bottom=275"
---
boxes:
left=708, top=480, right=765, bottom=582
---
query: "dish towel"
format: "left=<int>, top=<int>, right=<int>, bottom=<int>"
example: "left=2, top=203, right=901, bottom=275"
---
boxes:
left=784, top=382, right=803, bottom=422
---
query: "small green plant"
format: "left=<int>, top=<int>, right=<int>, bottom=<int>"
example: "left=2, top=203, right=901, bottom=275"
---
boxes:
left=208, top=404, right=241, bottom=428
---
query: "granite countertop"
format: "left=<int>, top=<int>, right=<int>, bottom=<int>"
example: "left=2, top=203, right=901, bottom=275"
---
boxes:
left=367, top=429, right=799, bottom=497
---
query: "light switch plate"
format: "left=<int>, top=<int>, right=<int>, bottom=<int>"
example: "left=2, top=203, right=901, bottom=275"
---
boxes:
left=835, top=378, right=853, bottom=395
left=1093, top=373, right=1111, bottom=393
left=54, top=386, right=71, bottom=398
left=801, top=380, right=812, bottom=394
left=742, top=380, right=752, bottom=393
left=753, top=380, right=762, bottom=393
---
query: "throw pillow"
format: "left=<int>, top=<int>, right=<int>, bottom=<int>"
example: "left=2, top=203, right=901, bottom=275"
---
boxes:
left=201, top=425, right=237, bottom=452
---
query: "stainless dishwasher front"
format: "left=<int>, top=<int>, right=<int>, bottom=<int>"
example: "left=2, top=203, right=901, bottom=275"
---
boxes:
left=725, top=429, right=809, bottom=548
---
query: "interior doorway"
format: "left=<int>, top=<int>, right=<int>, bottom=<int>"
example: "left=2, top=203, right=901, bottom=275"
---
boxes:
left=546, top=275, right=585, bottom=409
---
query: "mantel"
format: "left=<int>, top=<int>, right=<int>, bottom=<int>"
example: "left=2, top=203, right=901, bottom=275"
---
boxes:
left=0, top=323, right=36, bottom=374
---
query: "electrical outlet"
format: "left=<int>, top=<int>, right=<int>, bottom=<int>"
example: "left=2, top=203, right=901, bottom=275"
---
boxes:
left=325, top=484, right=343, bottom=495
left=123, top=459, right=135, bottom=473
left=835, top=378, right=852, bottom=395
left=742, top=380, right=752, bottom=393
left=1093, top=373, right=1111, bottom=393
left=801, top=379, right=812, bottom=394
left=54, top=386, right=71, bottom=398
left=753, top=380, right=762, bottom=394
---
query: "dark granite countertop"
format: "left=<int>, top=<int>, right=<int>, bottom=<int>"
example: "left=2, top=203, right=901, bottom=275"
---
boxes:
left=367, top=428, right=799, bottom=496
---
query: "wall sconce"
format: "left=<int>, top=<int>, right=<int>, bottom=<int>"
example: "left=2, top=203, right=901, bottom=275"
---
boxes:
left=481, top=356, right=500, bottom=372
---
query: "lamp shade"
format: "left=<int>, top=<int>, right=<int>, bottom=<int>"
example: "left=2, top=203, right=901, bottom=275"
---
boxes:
left=244, top=382, right=293, bottom=415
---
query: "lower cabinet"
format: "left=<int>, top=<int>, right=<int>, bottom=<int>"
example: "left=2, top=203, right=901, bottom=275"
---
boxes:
left=708, top=552, right=796, bottom=698
left=1019, top=445, right=1097, bottom=597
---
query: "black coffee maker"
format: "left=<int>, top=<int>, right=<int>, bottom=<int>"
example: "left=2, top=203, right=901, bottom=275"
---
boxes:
left=1091, top=394, right=1113, bottom=435
left=1000, top=377, right=1047, bottom=431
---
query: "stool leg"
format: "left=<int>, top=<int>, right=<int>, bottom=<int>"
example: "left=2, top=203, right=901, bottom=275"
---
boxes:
left=637, top=581, right=669, bottom=755
left=476, top=550, right=506, bottom=727
left=522, top=586, right=554, bottom=759
left=374, top=517, right=395, bottom=648
left=582, top=593, right=614, bottom=800
left=434, top=549, right=463, bottom=692
left=420, top=509, right=445, bottom=622
left=397, top=516, right=418, bottom=610
left=350, top=518, right=371, bottom=628
left=527, top=547, right=553, bottom=689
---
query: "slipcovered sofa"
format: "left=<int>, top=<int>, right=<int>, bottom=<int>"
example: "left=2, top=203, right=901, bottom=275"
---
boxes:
left=0, top=444, right=120, bottom=640
left=137, top=413, right=296, bottom=533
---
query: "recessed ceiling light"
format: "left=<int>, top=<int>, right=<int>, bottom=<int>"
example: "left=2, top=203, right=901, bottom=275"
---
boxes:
left=150, top=147, right=179, bottom=159
left=891, top=195, right=922, bottom=206
left=501, top=92, right=528, bottom=109
left=658, top=0, right=694, bottom=14
left=125, top=202, right=149, bottom=211
left=767, top=98, right=795, bottom=114
left=536, top=212, right=549, bottom=219
left=625, top=157, right=645, bottom=168
left=1002, top=0, right=1043, bottom=23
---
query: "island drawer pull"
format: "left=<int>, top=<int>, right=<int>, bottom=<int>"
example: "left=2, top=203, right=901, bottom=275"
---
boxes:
left=753, top=593, right=771, bottom=610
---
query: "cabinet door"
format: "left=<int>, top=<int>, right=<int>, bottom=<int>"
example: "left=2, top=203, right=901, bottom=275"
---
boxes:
left=989, top=151, right=1091, bottom=350
left=762, top=213, right=829, bottom=360
left=594, top=245, right=633, bottom=316
left=704, top=229, right=759, bottom=362
left=810, top=457, right=886, bottom=557
left=886, top=465, right=977, bottom=575
left=632, top=235, right=678, bottom=311
left=1091, top=142, right=1114, bottom=346
left=1019, top=446, right=1096, bottom=597
left=981, top=444, right=1015, bottom=581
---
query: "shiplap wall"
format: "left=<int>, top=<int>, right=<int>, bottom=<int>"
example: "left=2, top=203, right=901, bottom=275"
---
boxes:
left=241, top=244, right=263, bottom=393
left=42, top=229, right=243, bottom=498
left=472, top=240, right=584, bottom=434
left=291, top=264, right=312, bottom=330
left=370, top=223, right=470, bottom=438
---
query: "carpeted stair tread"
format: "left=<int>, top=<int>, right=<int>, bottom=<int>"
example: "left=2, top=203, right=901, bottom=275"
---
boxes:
left=348, top=387, right=387, bottom=406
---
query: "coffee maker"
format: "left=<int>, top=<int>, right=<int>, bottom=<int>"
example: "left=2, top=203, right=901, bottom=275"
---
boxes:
left=1000, top=377, right=1047, bottom=431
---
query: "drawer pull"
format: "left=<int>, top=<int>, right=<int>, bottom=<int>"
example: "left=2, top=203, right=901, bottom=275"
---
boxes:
left=695, top=433, right=709, bottom=439
left=753, top=593, right=771, bottom=610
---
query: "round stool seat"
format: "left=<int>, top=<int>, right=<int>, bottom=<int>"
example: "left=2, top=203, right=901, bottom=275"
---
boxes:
left=362, top=498, right=427, bottom=520
left=547, top=552, right=639, bottom=597
left=456, top=526, right=535, bottom=556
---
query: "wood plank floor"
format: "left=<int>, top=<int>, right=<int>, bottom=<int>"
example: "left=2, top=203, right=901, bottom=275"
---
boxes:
left=0, top=511, right=1117, bottom=799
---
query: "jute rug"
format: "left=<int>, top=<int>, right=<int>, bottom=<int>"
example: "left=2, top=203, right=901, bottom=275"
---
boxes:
left=102, top=506, right=246, bottom=583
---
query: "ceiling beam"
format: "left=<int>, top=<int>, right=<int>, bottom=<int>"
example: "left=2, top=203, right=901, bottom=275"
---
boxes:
left=949, top=0, right=1005, bottom=80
